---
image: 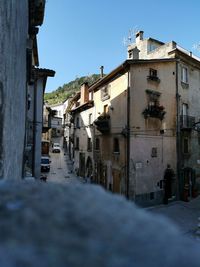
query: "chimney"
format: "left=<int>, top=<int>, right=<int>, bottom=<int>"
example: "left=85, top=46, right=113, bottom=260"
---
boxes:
left=135, top=30, right=144, bottom=44
left=100, top=66, right=104, bottom=78
left=80, top=82, right=89, bottom=105
left=128, top=47, right=140, bottom=59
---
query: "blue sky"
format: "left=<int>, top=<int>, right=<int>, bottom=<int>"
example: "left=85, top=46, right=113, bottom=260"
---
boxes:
left=38, top=0, right=200, bottom=93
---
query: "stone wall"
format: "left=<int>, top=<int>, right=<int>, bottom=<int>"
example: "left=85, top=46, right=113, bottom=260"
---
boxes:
left=0, top=1, right=28, bottom=179
left=0, top=180, right=199, bottom=267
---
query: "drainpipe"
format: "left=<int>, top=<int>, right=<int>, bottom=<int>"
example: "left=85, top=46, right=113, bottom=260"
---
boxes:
left=126, top=70, right=131, bottom=199
left=176, top=60, right=181, bottom=200
left=33, top=71, right=38, bottom=178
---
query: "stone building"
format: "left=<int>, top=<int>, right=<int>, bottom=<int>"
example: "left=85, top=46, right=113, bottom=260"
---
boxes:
left=69, top=83, right=94, bottom=178
left=0, top=0, right=55, bottom=180
left=68, top=31, right=200, bottom=206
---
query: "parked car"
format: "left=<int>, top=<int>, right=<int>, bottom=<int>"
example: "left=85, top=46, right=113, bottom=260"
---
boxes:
left=52, top=143, right=61, bottom=153
left=41, top=156, right=51, bottom=172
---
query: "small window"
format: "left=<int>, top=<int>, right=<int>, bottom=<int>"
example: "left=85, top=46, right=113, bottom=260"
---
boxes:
left=181, top=67, right=188, bottom=83
left=76, top=117, right=80, bottom=128
left=128, top=50, right=133, bottom=59
left=104, top=105, right=108, bottom=114
left=75, top=137, right=79, bottom=150
left=87, top=138, right=92, bottom=151
left=95, top=138, right=100, bottom=150
left=89, top=91, right=93, bottom=101
left=147, top=69, right=159, bottom=82
left=113, top=138, right=120, bottom=153
left=88, top=113, right=92, bottom=125
left=101, top=85, right=110, bottom=101
left=87, top=138, right=91, bottom=150
left=151, top=147, right=157, bottom=157
left=149, top=68, right=157, bottom=77
left=183, top=137, right=189, bottom=154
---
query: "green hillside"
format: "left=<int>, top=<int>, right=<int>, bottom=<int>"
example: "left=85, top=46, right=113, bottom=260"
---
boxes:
left=44, top=74, right=101, bottom=105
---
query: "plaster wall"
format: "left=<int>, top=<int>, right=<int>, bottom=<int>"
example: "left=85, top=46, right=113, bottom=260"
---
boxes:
left=129, top=62, right=177, bottom=201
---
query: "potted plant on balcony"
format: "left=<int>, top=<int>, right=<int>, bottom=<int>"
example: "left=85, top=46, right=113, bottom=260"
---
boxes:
left=142, top=104, right=166, bottom=120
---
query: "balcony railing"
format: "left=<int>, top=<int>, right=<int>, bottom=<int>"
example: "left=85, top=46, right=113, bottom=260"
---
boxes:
left=142, top=105, right=166, bottom=120
left=180, top=115, right=195, bottom=130
left=94, top=114, right=110, bottom=134
left=147, top=75, right=160, bottom=83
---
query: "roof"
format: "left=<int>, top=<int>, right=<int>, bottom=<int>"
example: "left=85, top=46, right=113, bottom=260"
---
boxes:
left=169, top=48, right=200, bottom=68
left=33, top=37, right=39, bottom=67
left=148, top=38, right=164, bottom=45
left=89, top=58, right=177, bottom=92
left=29, top=0, right=46, bottom=27
left=36, top=68, right=56, bottom=77
left=70, top=101, right=94, bottom=114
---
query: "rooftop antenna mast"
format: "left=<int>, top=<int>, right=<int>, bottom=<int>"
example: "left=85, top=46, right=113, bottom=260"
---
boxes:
left=193, top=42, right=200, bottom=52
left=123, top=26, right=138, bottom=47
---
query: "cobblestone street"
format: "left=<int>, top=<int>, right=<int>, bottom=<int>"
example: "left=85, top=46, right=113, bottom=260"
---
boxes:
left=43, top=138, right=83, bottom=185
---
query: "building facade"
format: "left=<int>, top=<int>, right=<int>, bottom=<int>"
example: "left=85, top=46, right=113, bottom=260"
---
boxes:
left=0, top=0, right=55, bottom=180
left=68, top=31, right=200, bottom=206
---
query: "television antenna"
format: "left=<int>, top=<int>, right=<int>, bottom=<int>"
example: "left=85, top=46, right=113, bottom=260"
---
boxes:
left=192, top=42, right=200, bottom=52
left=123, top=26, right=139, bottom=47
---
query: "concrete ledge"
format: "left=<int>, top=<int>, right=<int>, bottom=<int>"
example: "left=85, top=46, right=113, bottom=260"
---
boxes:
left=0, top=180, right=199, bottom=267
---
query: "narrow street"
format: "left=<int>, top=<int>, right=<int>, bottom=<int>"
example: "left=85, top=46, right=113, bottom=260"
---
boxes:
left=43, top=137, right=82, bottom=185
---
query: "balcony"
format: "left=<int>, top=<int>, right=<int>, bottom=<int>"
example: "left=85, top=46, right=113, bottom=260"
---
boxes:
left=42, top=118, right=51, bottom=133
left=94, top=114, right=110, bottom=134
left=180, top=115, right=195, bottom=130
left=147, top=75, right=160, bottom=83
left=142, top=105, right=166, bottom=120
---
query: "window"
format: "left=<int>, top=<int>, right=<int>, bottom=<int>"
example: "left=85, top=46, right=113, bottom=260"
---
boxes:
left=95, top=138, right=100, bottom=150
left=101, top=85, right=110, bottom=101
left=182, top=103, right=188, bottom=116
left=181, top=67, right=188, bottom=83
left=148, top=43, right=157, bottom=52
left=76, top=117, right=80, bottom=128
left=89, top=91, right=93, bottom=101
left=88, top=113, right=92, bottom=125
left=128, top=50, right=133, bottom=59
left=183, top=137, right=189, bottom=154
left=113, top=138, right=120, bottom=153
left=182, top=103, right=188, bottom=128
left=87, top=138, right=92, bottom=151
left=104, top=104, right=108, bottom=114
left=149, top=68, right=157, bottom=78
left=151, top=147, right=157, bottom=157
left=75, top=137, right=79, bottom=150
left=147, top=68, right=159, bottom=82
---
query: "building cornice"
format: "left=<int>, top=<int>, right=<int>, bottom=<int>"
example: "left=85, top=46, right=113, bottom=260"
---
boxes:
left=89, top=58, right=177, bottom=92
left=70, top=101, right=94, bottom=114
